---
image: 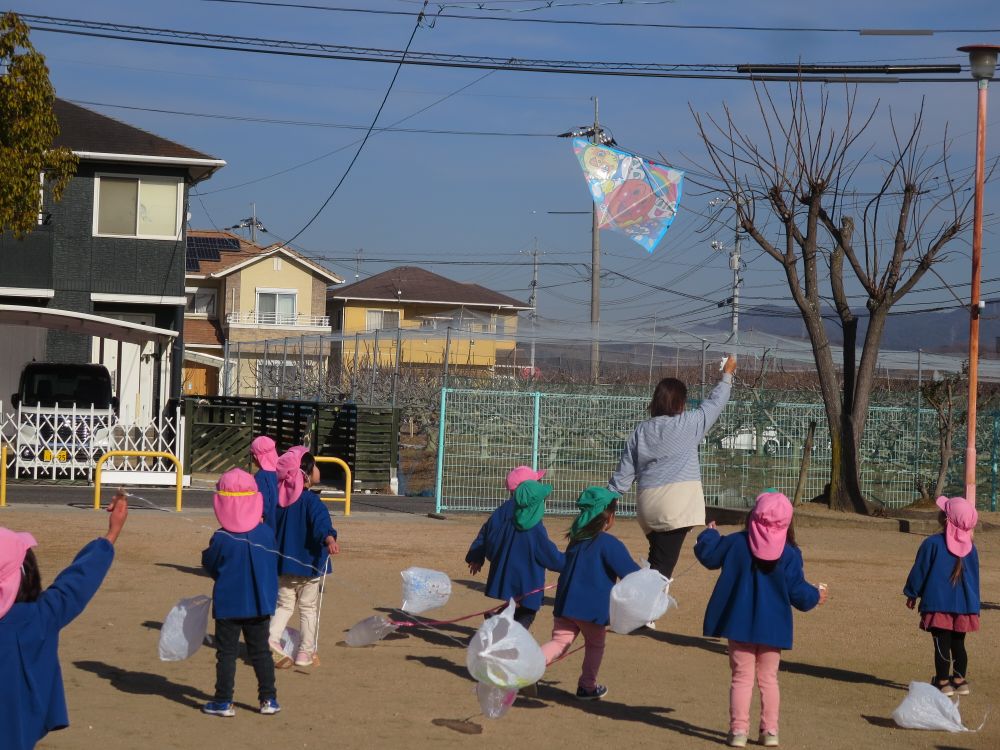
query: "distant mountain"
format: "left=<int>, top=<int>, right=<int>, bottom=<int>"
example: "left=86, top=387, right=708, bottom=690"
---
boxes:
left=699, top=302, right=1000, bottom=357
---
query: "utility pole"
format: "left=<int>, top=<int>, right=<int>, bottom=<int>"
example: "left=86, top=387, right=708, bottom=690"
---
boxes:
left=523, top=238, right=541, bottom=372
left=711, top=196, right=744, bottom=342
left=354, top=248, right=363, bottom=281
left=590, top=96, right=601, bottom=384
left=250, top=202, right=257, bottom=243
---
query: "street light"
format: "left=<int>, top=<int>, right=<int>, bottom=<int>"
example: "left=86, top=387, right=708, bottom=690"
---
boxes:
left=958, top=43, right=999, bottom=504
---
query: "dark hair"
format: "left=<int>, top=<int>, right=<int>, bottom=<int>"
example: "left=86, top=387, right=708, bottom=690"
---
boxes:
left=300, top=451, right=316, bottom=476
left=14, top=549, right=42, bottom=604
left=649, top=378, right=687, bottom=418
left=939, top=511, right=964, bottom=585
left=567, top=499, right=618, bottom=542
left=745, top=516, right=797, bottom=574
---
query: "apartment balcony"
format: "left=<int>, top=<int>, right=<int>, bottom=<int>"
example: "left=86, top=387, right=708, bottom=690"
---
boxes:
left=226, top=311, right=331, bottom=328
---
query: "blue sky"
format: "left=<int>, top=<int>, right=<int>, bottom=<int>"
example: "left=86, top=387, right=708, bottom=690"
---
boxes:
left=13, top=0, right=1000, bottom=332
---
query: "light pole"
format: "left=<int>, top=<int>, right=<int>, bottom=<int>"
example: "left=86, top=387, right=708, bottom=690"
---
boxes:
left=958, top=44, right=999, bottom=504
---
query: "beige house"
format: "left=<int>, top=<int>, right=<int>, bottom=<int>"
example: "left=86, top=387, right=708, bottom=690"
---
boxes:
left=182, top=230, right=343, bottom=395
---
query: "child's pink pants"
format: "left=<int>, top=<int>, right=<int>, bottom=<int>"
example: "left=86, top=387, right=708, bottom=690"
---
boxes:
left=728, top=640, right=781, bottom=735
left=540, top=616, right=606, bottom=690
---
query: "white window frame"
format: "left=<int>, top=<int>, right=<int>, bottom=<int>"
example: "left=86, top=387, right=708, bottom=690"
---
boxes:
left=255, top=288, right=298, bottom=326
left=366, top=309, right=400, bottom=331
left=92, top=173, right=184, bottom=240
left=185, top=287, right=218, bottom=318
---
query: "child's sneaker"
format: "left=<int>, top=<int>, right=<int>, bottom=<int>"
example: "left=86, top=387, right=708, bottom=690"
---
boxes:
left=761, top=732, right=779, bottom=747
left=725, top=733, right=747, bottom=748
left=953, top=679, right=971, bottom=696
left=295, top=650, right=317, bottom=667
left=574, top=685, right=608, bottom=701
left=934, top=678, right=955, bottom=697
left=202, top=701, right=235, bottom=717
left=259, top=698, right=281, bottom=715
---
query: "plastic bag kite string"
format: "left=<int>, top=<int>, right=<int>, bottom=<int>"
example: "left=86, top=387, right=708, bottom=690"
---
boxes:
left=390, top=583, right=557, bottom=627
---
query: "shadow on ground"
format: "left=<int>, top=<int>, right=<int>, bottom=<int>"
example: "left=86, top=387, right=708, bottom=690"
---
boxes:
left=74, top=660, right=209, bottom=709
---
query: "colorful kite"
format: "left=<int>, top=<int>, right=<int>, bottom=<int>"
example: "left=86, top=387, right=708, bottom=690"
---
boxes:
left=572, top=137, right=684, bottom=253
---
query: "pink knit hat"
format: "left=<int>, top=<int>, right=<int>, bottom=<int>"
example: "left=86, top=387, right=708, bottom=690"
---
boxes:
left=250, top=435, right=279, bottom=472
left=506, top=465, right=547, bottom=492
left=747, top=491, right=793, bottom=562
left=276, top=446, right=309, bottom=508
left=213, top=468, right=264, bottom=533
left=936, top=496, right=978, bottom=558
left=0, top=528, right=38, bottom=619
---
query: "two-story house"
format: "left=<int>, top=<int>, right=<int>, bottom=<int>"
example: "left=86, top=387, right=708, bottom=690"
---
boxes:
left=326, top=266, right=531, bottom=374
left=0, top=99, right=224, bottom=423
left=182, top=230, right=343, bottom=396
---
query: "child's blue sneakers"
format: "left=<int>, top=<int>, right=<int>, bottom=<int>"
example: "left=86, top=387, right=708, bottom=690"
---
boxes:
left=259, top=698, right=281, bottom=715
left=202, top=701, right=235, bottom=717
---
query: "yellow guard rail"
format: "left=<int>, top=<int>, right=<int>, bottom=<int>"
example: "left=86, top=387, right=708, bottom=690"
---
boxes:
left=314, top=456, right=352, bottom=516
left=93, top=451, right=183, bottom=511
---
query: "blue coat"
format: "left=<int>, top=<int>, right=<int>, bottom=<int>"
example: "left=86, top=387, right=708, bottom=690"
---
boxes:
left=274, top=489, right=337, bottom=578
left=0, top=538, right=114, bottom=750
left=904, top=534, right=980, bottom=615
left=554, top=532, right=640, bottom=626
left=255, top=469, right=279, bottom=532
left=202, top=525, right=279, bottom=619
left=695, top=529, right=819, bottom=649
left=465, top=499, right=565, bottom=610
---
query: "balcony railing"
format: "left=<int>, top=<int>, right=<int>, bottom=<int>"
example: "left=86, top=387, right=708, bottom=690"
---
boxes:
left=226, top=311, right=330, bottom=327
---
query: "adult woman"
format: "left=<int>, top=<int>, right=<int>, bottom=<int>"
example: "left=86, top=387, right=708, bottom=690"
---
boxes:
left=609, top=355, right=736, bottom=579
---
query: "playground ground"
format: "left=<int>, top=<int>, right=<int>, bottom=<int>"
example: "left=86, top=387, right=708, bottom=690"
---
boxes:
left=3, top=501, right=996, bottom=750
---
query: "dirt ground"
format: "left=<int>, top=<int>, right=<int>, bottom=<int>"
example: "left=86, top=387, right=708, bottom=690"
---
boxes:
left=3, top=501, right=996, bottom=750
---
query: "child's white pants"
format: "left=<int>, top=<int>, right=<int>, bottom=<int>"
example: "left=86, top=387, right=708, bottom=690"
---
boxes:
left=269, top=575, right=323, bottom=654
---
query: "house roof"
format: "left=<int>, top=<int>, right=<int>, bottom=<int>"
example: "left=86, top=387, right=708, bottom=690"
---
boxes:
left=183, top=318, right=225, bottom=347
left=185, top=230, right=343, bottom=283
left=53, top=99, right=225, bottom=182
left=328, top=266, right=530, bottom=310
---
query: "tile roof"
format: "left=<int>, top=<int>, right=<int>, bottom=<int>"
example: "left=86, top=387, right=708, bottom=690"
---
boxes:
left=185, top=230, right=342, bottom=282
left=328, top=266, right=530, bottom=309
left=183, top=318, right=225, bottom=346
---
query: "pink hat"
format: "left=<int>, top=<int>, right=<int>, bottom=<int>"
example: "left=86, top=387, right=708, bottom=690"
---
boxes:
left=276, top=446, right=309, bottom=508
left=250, top=436, right=279, bottom=472
left=213, top=468, right=264, bottom=533
left=747, top=491, right=793, bottom=562
left=506, top=465, right=547, bottom=492
left=0, top=528, right=38, bottom=619
left=936, top=496, right=978, bottom=558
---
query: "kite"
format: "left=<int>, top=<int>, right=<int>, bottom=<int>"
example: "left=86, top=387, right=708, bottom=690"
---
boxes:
left=572, top=137, right=684, bottom=253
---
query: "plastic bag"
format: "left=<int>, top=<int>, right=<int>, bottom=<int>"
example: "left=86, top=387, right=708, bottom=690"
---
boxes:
left=345, top=616, right=400, bottom=647
left=158, top=595, right=212, bottom=661
left=466, top=599, right=545, bottom=689
left=400, top=567, right=452, bottom=614
left=892, top=682, right=969, bottom=732
left=476, top=682, right=517, bottom=719
left=275, top=627, right=302, bottom=658
left=609, top=568, right=676, bottom=634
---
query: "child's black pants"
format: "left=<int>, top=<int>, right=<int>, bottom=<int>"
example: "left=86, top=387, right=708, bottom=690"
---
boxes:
left=214, top=616, right=277, bottom=703
left=930, top=627, right=968, bottom=682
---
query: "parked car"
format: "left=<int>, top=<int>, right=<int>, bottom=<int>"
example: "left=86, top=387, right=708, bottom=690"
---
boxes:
left=11, top=363, right=118, bottom=474
left=716, top=425, right=790, bottom=457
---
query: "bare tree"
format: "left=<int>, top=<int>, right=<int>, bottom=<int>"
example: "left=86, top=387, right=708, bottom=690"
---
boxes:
left=919, top=364, right=967, bottom=501
left=693, top=84, right=975, bottom=513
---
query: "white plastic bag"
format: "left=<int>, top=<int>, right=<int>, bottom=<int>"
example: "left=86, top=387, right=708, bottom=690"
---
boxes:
left=475, top=682, right=517, bottom=719
left=466, top=599, right=545, bottom=689
left=892, top=682, right=969, bottom=732
left=400, top=567, right=452, bottom=614
left=609, top=568, right=676, bottom=634
left=158, top=595, right=212, bottom=661
left=276, top=627, right=302, bottom=658
left=345, top=616, right=400, bottom=647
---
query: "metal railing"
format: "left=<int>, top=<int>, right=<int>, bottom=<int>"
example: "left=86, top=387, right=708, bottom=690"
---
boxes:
left=93, top=451, right=183, bottom=512
left=226, top=311, right=330, bottom=327
left=315, top=456, right=352, bottom=516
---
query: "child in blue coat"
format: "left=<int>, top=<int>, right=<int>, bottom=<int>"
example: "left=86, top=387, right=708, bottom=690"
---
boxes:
left=251, top=435, right=280, bottom=532
left=695, top=491, right=826, bottom=748
left=201, top=468, right=280, bottom=717
left=540, top=487, right=640, bottom=701
left=269, top=446, right=339, bottom=669
left=904, top=495, right=980, bottom=697
left=466, top=473, right=564, bottom=629
left=0, top=493, right=128, bottom=750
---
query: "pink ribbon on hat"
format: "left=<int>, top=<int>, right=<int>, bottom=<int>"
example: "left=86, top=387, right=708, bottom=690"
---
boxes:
left=0, top=528, right=38, bottom=619
left=276, top=446, right=309, bottom=508
left=213, top=468, right=264, bottom=533
left=936, top=496, right=978, bottom=558
left=250, top=435, right=279, bottom=472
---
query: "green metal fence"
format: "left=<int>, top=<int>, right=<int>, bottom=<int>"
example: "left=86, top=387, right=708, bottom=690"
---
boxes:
left=435, top=387, right=997, bottom=516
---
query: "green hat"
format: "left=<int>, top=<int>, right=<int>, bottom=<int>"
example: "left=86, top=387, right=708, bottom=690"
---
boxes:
left=513, top=480, right=552, bottom=531
left=570, top=486, right=620, bottom=539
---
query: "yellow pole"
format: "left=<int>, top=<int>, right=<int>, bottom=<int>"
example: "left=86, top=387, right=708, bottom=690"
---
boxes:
left=314, top=456, right=352, bottom=516
left=93, top=451, right=183, bottom=511
left=1, top=444, right=7, bottom=508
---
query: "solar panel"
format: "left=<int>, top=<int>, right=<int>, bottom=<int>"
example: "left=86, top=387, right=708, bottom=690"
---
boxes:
left=186, top=256, right=201, bottom=272
left=186, top=235, right=241, bottom=261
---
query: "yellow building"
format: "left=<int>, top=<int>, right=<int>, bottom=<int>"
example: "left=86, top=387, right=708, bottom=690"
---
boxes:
left=182, top=230, right=343, bottom=395
left=327, top=266, right=531, bottom=373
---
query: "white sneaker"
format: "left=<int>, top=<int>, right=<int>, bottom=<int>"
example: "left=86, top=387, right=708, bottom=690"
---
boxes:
left=726, top=732, right=747, bottom=748
left=761, top=731, right=779, bottom=747
left=644, top=621, right=657, bottom=630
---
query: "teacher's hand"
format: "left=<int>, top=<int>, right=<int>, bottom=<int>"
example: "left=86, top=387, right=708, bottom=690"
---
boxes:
left=723, top=355, right=737, bottom=375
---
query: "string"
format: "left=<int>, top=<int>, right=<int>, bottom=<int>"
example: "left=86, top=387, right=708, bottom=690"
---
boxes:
left=389, top=584, right=557, bottom=627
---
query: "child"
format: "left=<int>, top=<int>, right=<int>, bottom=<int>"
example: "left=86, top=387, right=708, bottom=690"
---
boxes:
left=251, top=435, right=280, bottom=532
left=694, top=491, right=826, bottom=749
left=904, top=495, right=980, bottom=697
left=540, top=487, right=640, bottom=700
left=201, top=468, right=280, bottom=717
left=269, top=446, right=339, bottom=669
left=465, top=477, right=564, bottom=629
left=0, top=494, right=128, bottom=750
